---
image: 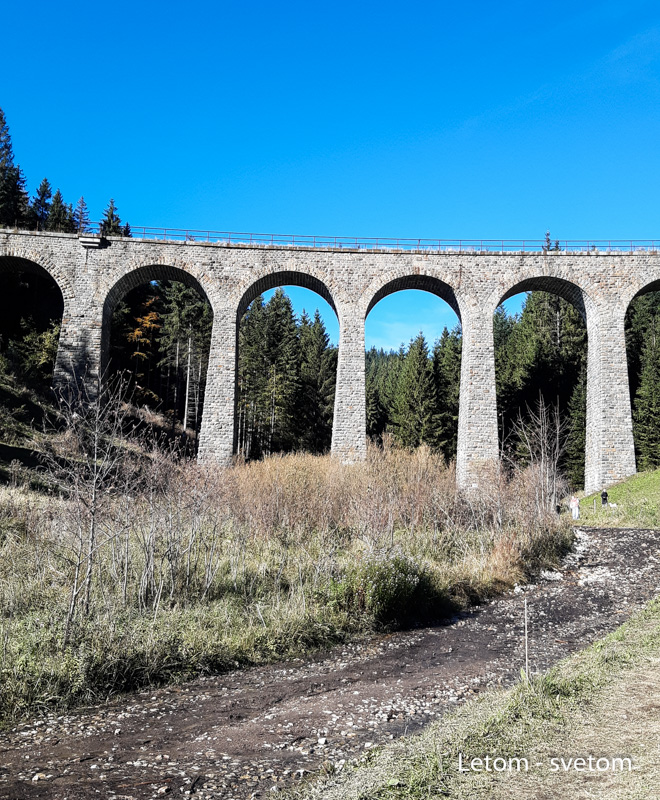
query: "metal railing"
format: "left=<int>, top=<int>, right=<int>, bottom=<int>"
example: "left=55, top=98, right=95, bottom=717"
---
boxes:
left=35, top=224, right=660, bottom=253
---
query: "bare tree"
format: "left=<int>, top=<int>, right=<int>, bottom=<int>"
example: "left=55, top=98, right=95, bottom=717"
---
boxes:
left=39, top=374, right=135, bottom=643
left=511, top=395, right=569, bottom=519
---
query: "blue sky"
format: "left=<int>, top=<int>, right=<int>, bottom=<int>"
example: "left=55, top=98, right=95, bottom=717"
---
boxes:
left=263, top=287, right=464, bottom=349
left=3, top=0, right=660, bottom=348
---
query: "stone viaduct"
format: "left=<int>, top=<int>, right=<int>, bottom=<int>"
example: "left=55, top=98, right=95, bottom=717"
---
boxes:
left=1, top=227, right=658, bottom=494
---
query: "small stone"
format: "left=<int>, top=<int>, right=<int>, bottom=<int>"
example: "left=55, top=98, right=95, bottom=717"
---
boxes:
left=32, top=773, right=46, bottom=782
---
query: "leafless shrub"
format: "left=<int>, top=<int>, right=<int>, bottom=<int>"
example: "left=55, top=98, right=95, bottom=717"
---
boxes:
left=38, top=374, right=137, bottom=642
left=0, top=436, right=573, bottom=723
left=509, top=395, right=570, bottom=521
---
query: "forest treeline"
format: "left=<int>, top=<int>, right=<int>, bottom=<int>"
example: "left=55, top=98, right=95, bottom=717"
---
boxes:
left=0, top=108, right=128, bottom=235
left=366, top=290, right=660, bottom=483
left=365, top=293, right=588, bottom=482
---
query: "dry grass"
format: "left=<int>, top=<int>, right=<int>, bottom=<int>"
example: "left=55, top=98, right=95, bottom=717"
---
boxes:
left=0, top=445, right=571, bottom=726
left=483, top=659, right=660, bottom=800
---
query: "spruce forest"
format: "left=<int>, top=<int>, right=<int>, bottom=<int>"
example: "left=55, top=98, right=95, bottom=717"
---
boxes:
left=2, top=104, right=660, bottom=487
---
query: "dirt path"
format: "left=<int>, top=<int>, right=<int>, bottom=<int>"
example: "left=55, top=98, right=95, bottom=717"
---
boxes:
left=1, top=526, right=659, bottom=800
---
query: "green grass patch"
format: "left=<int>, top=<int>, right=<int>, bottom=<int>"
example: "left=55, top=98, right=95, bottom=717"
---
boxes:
left=578, top=467, right=660, bottom=528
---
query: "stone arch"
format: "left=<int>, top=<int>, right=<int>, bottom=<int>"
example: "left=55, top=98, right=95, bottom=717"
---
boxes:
left=364, top=273, right=462, bottom=321
left=101, top=263, right=214, bottom=378
left=235, top=269, right=338, bottom=322
left=625, top=278, right=660, bottom=306
left=607, top=258, right=660, bottom=314
left=363, top=272, right=464, bottom=461
left=0, top=247, right=72, bottom=302
left=622, top=277, right=660, bottom=471
left=497, top=275, right=594, bottom=322
left=0, top=252, right=66, bottom=384
left=104, top=263, right=212, bottom=316
left=234, top=269, right=339, bottom=458
left=494, top=274, right=603, bottom=490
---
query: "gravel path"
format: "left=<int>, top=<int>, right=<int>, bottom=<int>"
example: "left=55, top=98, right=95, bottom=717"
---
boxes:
left=1, top=526, right=659, bottom=800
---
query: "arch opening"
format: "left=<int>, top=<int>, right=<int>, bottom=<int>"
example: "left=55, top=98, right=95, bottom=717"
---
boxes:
left=237, top=271, right=337, bottom=321
left=365, top=280, right=462, bottom=462
left=494, top=278, right=588, bottom=488
left=236, top=275, right=339, bottom=460
left=624, top=282, right=660, bottom=471
left=104, top=266, right=213, bottom=447
left=0, top=255, right=64, bottom=394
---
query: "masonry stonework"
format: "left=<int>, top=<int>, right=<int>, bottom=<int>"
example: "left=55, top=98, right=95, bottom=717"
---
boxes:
left=1, top=229, right=656, bottom=494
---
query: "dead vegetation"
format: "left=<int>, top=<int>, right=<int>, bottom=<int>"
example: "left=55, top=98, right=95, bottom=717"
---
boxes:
left=0, top=397, right=572, bottom=726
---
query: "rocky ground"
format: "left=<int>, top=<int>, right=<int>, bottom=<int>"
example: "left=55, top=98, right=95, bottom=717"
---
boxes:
left=1, top=525, right=659, bottom=800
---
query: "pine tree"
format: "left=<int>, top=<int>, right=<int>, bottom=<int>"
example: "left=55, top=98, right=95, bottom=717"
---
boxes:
left=237, top=295, right=268, bottom=457
left=382, top=347, right=405, bottom=434
left=365, top=347, right=410, bottom=442
left=0, top=109, right=28, bottom=229
left=0, top=165, right=29, bottom=228
left=262, top=289, right=300, bottom=454
left=236, top=292, right=339, bottom=457
left=72, top=196, right=90, bottom=233
left=564, top=364, right=587, bottom=487
left=188, top=298, right=212, bottom=433
left=366, top=368, right=387, bottom=440
left=0, top=108, right=14, bottom=171
left=392, top=333, right=436, bottom=449
left=625, top=291, right=660, bottom=401
left=46, top=189, right=73, bottom=232
left=494, top=291, right=586, bottom=458
left=100, top=199, right=123, bottom=236
left=296, top=309, right=336, bottom=452
left=27, top=178, right=52, bottom=230
left=432, top=325, right=462, bottom=460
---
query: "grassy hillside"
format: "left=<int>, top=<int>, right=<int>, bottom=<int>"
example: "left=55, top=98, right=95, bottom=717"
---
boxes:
left=577, top=468, right=660, bottom=528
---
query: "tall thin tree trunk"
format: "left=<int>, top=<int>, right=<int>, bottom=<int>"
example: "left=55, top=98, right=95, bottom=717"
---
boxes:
left=194, top=352, right=202, bottom=433
left=269, top=370, right=276, bottom=456
left=172, top=339, right=180, bottom=436
left=237, top=386, right=244, bottom=454
left=183, top=331, right=192, bottom=433
left=83, top=421, right=101, bottom=617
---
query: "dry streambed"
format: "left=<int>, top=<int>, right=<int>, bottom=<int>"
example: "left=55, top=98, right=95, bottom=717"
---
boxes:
left=1, top=526, right=659, bottom=800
